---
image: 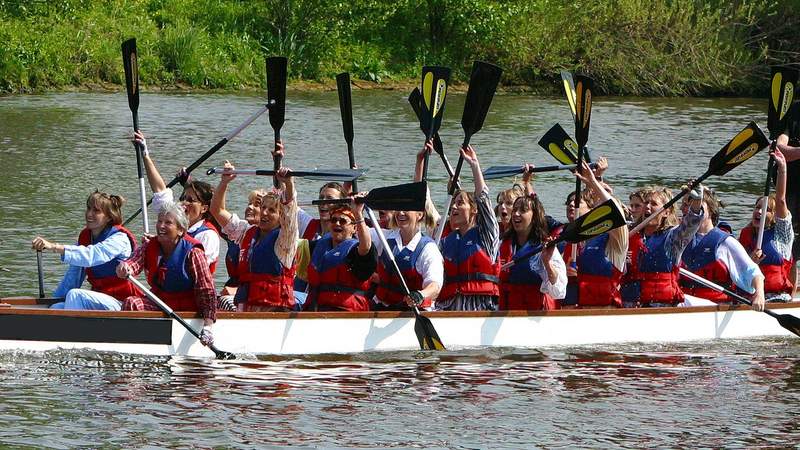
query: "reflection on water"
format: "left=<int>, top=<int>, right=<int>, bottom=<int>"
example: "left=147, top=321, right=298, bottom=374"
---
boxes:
left=0, top=339, right=798, bottom=447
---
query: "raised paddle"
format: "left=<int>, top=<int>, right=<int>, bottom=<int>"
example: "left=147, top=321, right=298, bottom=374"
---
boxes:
left=121, top=38, right=150, bottom=234
left=309, top=181, right=428, bottom=212
left=502, top=197, right=627, bottom=269
left=482, top=163, right=597, bottom=180
left=36, top=250, right=45, bottom=299
left=631, top=121, right=771, bottom=234
left=678, top=268, right=800, bottom=337
left=266, top=56, right=288, bottom=188
left=408, top=88, right=452, bottom=184
left=419, top=66, right=452, bottom=180
left=758, top=67, right=798, bottom=249
left=122, top=104, right=270, bottom=226
left=206, top=167, right=364, bottom=181
left=365, top=208, right=445, bottom=351
left=538, top=123, right=580, bottom=165
left=335, top=72, right=359, bottom=192
left=572, top=75, right=593, bottom=212
left=127, top=276, right=236, bottom=360
left=560, top=70, right=578, bottom=120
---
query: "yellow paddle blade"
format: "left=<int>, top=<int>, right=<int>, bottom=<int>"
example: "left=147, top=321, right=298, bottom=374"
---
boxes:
left=710, top=121, right=769, bottom=176
left=538, top=123, right=579, bottom=164
left=560, top=70, right=577, bottom=119
left=422, top=72, right=434, bottom=110
left=562, top=198, right=626, bottom=243
left=432, top=79, right=447, bottom=118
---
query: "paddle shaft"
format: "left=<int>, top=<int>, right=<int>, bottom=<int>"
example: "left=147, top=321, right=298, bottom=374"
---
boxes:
left=574, top=146, right=584, bottom=210
left=130, top=112, right=150, bottom=234
left=123, top=104, right=269, bottom=226
left=36, top=250, right=44, bottom=299
left=676, top=267, right=788, bottom=317
left=206, top=168, right=361, bottom=178
left=630, top=171, right=712, bottom=234
left=500, top=239, right=559, bottom=270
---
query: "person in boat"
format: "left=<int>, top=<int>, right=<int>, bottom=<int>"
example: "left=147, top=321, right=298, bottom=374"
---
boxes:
left=299, top=182, right=346, bottom=241
left=495, top=185, right=524, bottom=234
left=437, top=144, right=500, bottom=311
left=557, top=190, right=583, bottom=307
left=628, top=190, right=645, bottom=224
left=134, top=131, right=220, bottom=273
left=497, top=176, right=567, bottom=310
left=679, top=188, right=765, bottom=309
left=304, top=199, right=377, bottom=311
left=115, top=203, right=216, bottom=343
left=633, top=185, right=704, bottom=307
left=738, top=149, right=794, bottom=302
left=31, top=191, right=138, bottom=310
left=573, top=161, right=629, bottom=308
left=620, top=188, right=650, bottom=307
left=210, top=156, right=298, bottom=312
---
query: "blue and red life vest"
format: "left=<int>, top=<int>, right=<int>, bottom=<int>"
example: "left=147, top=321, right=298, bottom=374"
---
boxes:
left=498, top=238, right=555, bottom=310
left=680, top=228, right=731, bottom=303
left=577, top=233, right=623, bottom=308
left=637, top=229, right=683, bottom=305
left=306, top=236, right=371, bottom=311
left=440, top=227, right=499, bottom=301
left=237, top=226, right=296, bottom=310
left=302, top=218, right=321, bottom=240
left=187, top=219, right=219, bottom=274
left=739, top=225, right=793, bottom=294
left=224, top=237, right=240, bottom=287
left=144, top=235, right=204, bottom=311
left=78, top=225, right=140, bottom=300
left=376, top=235, right=435, bottom=308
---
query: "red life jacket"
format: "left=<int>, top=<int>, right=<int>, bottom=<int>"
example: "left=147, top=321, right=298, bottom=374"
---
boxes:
left=637, top=228, right=683, bottom=305
left=680, top=228, right=731, bottom=303
left=78, top=225, right=140, bottom=300
left=237, top=226, right=296, bottom=309
left=440, top=227, right=499, bottom=301
left=144, top=235, right=203, bottom=311
left=306, top=236, right=371, bottom=311
left=498, top=239, right=556, bottom=310
left=375, top=234, right=435, bottom=308
left=577, top=233, right=623, bottom=307
left=302, top=218, right=321, bottom=240
left=739, top=225, right=793, bottom=294
left=187, top=219, right=219, bottom=274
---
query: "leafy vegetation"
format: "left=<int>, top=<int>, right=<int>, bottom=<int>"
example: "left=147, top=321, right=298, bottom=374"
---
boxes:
left=1, top=0, right=798, bottom=95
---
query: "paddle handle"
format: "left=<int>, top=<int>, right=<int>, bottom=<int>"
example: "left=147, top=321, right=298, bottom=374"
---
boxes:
left=500, top=239, right=560, bottom=270
left=347, top=142, right=358, bottom=193
left=630, top=171, right=712, bottom=234
left=130, top=113, right=150, bottom=235
left=36, top=250, right=45, bottom=299
left=272, top=132, right=282, bottom=189
left=755, top=156, right=774, bottom=250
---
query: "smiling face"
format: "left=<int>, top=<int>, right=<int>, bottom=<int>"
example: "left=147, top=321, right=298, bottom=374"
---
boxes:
left=85, top=198, right=112, bottom=236
left=449, top=191, right=476, bottom=233
left=155, top=211, right=184, bottom=246
left=511, top=198, right=533, bottom=235
left=244, top=189, right=267, bottom=225
left=257, top=195, right=281, bottom=232
left=329, top=211, right=355, bottom=244
left=751, top=196, right=774, bottom=228
left=496, top=192, right=517, bottom=226
left=318, top=187, right=344, bottom=232
left=394, top=210, right=422, bottom=234
left=180, top=187, right=209, bottom=226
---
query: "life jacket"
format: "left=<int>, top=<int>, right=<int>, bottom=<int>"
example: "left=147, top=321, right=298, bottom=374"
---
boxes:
left=637, top=228, right=683, bottom=305
left=498, top=239, right=556, bottom=310
left=78, top=225, right=140, bottom=300
left=739, top=225, right=793, bottom=294
left=144, top=235, right=203, bottom=311
left=302, top=218, right=321, bottom=240
left=440, top=227, right=499, bottom=301
left=620, top=232, right=644, bottom=303
left=187, top=219, right=219, bottom=274
left=237, top=226, right=296, bottom=309
left=375, top=234, right=435, bottom=308
left=224, top=237, right=240, bottom=287
left=306, top=236, right=371, bottom=311
left=577, top=233, right=623, bottom=307
left=557, top=240, right=579, bottom=306
left=680, top=228, right=732, bottom=303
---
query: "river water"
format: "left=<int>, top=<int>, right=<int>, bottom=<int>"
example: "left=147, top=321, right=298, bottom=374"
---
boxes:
left=1, top=91, right=797, bottom=448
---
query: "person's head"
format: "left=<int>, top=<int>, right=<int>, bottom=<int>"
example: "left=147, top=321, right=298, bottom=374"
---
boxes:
left=449, top=190, right=478, bottom=233
left=244, top=188, right=268, bottom=225
left=495, top=185, right=524, bottom=228
left=565, top=189, right=593, bottom=222
left=328, top=206, right=357, bottom=244
left=256, top=190, right=283, bottom=232
left=701, top=187, right=723, bottom=226
left=565, top=191, right=577, bottom=222
left=180, top=180, right=214, bottom=226
left=642, top=186, right=678, bottom=233
left=378, top=210, right=395, bottom=229
left=318, top=182, right=346, bottom=230
left=85, top=190, right=125, bottom=234
left=628, top=190, right=645, bottom=223
left=156, top=203, right=188, bottom=245
left=751, top=194, right=777, bottom=229
left=503, top=194, right=548, bottom=244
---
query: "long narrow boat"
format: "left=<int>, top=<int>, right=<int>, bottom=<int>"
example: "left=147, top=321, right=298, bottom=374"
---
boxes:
left=1, top=296, right=798, bottom=357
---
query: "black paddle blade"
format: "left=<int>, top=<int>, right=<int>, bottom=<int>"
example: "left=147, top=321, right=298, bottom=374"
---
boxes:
left=266, top=56, right=288, bottom=136
left=483, top=165, right=524, bottom=180
left=336, top=72, right=354, bottom=145
left=121, top=38, right=140, bottom=121
left=768, top=66, right=798, bottom=139
left=560, top=198, right=626, bottom=243
left=538, top=123, right=579, bottom=165
left=414, top=314, right=446, bottom=351
left=777, top=313, right=800, bottom=338
left=420, top=66, right=451, bottom=140
left=366, top=181, right=428, bottom=211
left=409, top=88, right=445, bottom=155
left=461, top=61, right=503, bottom=146
left=560, top=70, right=577, bottom=119
left=211, top=347, right=237, bottom=360
left=573, top=75, right=593, bottom=149
left=709, top=121, right=770, bottom=176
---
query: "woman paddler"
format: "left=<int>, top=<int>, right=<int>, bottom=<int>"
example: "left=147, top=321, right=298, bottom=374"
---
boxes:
left=210, top=156, right=299, bottom=312
left=134, top=131, right=221, bottom=272
left=437, top=145, right=500, bottom=311
left=116, top=203, right=216, bottom=344
left=31, top=191, right=139, bottom=310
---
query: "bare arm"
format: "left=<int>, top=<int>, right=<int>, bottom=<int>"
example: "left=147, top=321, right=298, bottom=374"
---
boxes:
left=414, top=141, right=433, bottom=182
left=134, top=131, right=167, bottom=193
left=352, top=194, right=372, bottom=256
left=774, top=149, right=789, bottom=219
left=461, top=145, right=486, bottom=196
left=209, top=161, right=236, bottom=228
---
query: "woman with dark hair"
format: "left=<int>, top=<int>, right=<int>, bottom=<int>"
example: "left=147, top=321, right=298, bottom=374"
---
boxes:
left=31, top=191, right=139, bottom=310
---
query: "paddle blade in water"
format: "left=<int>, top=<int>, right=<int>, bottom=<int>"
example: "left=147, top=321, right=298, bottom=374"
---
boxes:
left=266, top=56, right=288, bottom=134
left=538, top=123, right=579, bottom=165
left=121, top=38, right=140, bottom=116
left=461, top=61, right=503, bottom=145
left=777, top=313, right=800, bottom=338
left=414, top=314, right=446, bottom=351
left=420, top=66, right=451, bottom=140
left=560, top=70, right=577, bottom=119
left=573, top=74, right=593, bottom=149
left=366, top=181, right=428, bottom=212
left=768, top=66, right=798, bottom=139
left=560, top=198, right=626, bottom=243
left=336, top=72, right=354, bottom=145
left=709, top=121, right=770, bottom=176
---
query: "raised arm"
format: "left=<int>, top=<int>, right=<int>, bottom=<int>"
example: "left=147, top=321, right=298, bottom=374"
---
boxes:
left=275, top=167, right=299, bottom=269
left=414, top=141, right=433, bottom=182
left=461, top=144, right=486, bottom=196
left=209, top=160, right=236, bottom=228
left=352, top=193, right=372, bottom=256
left=134, top=131, right=167, bottom=193
left=774, top=149, right=789, bottom=219
left=521, top=164, right=535, bottom=195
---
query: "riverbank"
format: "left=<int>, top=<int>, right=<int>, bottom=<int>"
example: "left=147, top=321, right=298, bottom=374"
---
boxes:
left=2, top=0, right=798, bottom=96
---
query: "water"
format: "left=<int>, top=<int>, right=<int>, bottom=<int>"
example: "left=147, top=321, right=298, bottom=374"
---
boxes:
left=1, top=91, right=794, bottom=448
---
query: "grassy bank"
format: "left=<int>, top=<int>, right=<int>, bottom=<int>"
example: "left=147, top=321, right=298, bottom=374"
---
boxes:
left=1, top=0, right=799, bottom=96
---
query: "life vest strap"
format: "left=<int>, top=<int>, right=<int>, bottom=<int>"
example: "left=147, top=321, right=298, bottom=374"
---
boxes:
left=446, top=272, right=500, bottom=284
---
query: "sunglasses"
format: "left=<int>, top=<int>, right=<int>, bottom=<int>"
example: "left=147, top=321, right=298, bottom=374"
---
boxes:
left=330, top=217, right=352, bottom=226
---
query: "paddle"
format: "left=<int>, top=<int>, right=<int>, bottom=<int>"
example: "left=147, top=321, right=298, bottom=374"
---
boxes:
left=408, top=88, right=452, bottom=184
left=127, top=276, right=236, bottom=359
left=365, top=208, right=445, bottom=350
left=266, top=56, right=287, bottom=188
left=335, top=72, right=359, bottom=192
left=572, top=75, right=593, bottom=211
left=631, top=121, right=770, bottom=234
left=122, top=105, right=270, bottom=226
left=758, top=67, right=798, bottom=249
left=501, top=197, right=627, bottom=269
left=482, top=163, right=598, bottom=180
left=538, top=123, right=580, bottom=165
left=36, top=250, right=45, bottom=299
left=121, top=38, right=150, bottom=234
left=206, top=167, right=364, bottom=181
left=309, top=181, right=427, bottom=212
left=419, top=66, right=452, bottom=180
left=560, top=70, right=577, bottom=120
left=678, top=268, right=800, bottom=337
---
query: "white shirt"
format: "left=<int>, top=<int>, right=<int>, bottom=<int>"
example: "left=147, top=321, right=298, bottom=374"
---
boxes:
left=152, top=189, right=220, bottom=266
left=371, top=228, right=444, bottom=291
left=695, top=232, right=763, bottom=294
left=528, top=246, right=568, bottom=300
